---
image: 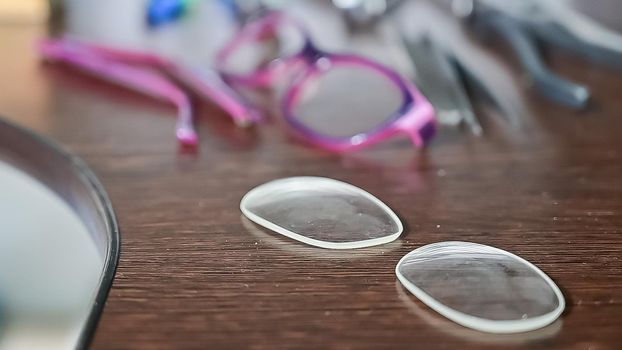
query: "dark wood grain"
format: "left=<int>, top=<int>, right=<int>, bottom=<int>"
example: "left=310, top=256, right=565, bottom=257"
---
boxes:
left=1, top=0, right=622, bottom=349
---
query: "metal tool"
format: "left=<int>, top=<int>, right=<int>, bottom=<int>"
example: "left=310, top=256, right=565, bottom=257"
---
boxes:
left=401, top=23, right=528, bottom=135
left=332, top=0, right=405, bottom=28
left=402, top=34, right=483, bottom=136
left=454, top=0, right=622, bottom=108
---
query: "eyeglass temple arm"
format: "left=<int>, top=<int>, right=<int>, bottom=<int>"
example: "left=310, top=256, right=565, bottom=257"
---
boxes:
left=477, top=14, right=590, bottom=109
left=38, top=39, right=198, bottom=145
left=51, top=38, right=262, bottom=126
left=168, top=65, right=262, bottom=127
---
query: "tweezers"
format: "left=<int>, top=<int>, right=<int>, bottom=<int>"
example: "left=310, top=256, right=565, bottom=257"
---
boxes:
left=459, top=0, right=622, bottom=108
left=402, top=34, right=483, bottom=136
left=402, top=30, right=528, bottom=136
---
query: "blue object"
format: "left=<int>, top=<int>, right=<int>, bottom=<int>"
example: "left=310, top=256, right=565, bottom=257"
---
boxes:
left=147, top=0, right=187, bottom=27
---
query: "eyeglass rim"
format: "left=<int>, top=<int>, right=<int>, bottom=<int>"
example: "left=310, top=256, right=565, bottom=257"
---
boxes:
left=282, top=54, right=412, bottom=139
left=215, top=11, right=313, bottom=83
left=281, top=55, right=436, bottom=151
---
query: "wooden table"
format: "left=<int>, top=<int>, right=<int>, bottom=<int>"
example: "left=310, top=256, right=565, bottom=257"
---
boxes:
left=1, top=1, right=621, bottom=349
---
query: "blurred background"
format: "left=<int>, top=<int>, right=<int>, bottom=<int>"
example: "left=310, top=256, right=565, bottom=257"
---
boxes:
left=1, top=0, right=622, bottom=149
left=1, top=1, right=622, bottom=349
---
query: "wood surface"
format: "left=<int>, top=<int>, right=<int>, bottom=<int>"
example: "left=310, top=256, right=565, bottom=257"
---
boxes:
left=0, top=0, right=621, bottom=349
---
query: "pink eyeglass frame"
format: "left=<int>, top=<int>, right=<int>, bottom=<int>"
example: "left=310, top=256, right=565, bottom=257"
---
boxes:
left=39, top=12, right=436, bottom=151
left=216, top=11, right=437, bottom=151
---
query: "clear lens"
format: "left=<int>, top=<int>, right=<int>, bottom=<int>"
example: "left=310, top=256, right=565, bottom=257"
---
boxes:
left=220, top=20, right=305, bottom=75
left=396, top=241, right=565, bottom=333
left=292, top=63, right=405, bottom=139
left=240, top=177, right=402, bottom=249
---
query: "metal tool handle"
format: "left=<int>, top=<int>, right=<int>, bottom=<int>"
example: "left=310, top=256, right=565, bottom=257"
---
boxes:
left=483, top=14, right=590, bottom=109
left=538, top=23, right=622, bottom=72
left=541, top=1, right=622, bottom=69
left=403, top=34, right=483, bottom=135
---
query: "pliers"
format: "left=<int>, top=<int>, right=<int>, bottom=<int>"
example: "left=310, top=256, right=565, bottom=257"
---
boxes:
left=454, top=0, right=622, bottom=108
